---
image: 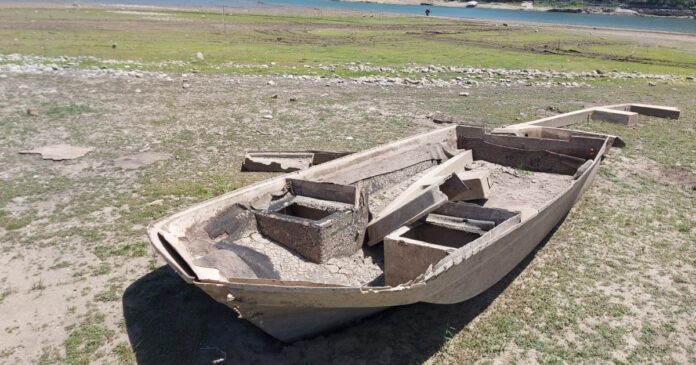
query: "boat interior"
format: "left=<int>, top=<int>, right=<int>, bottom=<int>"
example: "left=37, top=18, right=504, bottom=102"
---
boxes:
left=166, top=125, right=609, bottom=288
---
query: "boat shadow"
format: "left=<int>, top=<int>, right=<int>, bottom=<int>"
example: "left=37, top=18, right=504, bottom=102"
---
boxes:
left=123, top=223, right=562, bottom=365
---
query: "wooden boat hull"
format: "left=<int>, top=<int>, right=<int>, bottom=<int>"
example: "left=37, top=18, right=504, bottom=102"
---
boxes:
left=147, top=104, right=678, bottom=342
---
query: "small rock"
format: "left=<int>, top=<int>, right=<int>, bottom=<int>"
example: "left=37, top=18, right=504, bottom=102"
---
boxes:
left=648, top=82, right=656, bottom=86
left=262, top=114, right=273, bottom=120
left=196, top=51, right=204, bottom=60
left=135, top=88, right=141, bottom=93
left=111, top=43, right=117, bottom=49
left=502, top=23, right=509, bottom=26
left=289, top=97, right=298, bottom=102
left=26, top=108, right=39, bottom=116
left=267, top=80, right=275, bottom=86
left=458, top=92, right=470, bottom=97
left=271, top=94, right=278, bottom=99
left=326, top=264, right=339, bottom=274
left=686, top=76, right=694, bottom=80
left=345, top=136, right=354, bottom=140
left=182, top=83, right=190, bottom=89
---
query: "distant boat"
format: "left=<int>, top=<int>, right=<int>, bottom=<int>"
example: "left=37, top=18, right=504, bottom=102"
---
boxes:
left=465, top=1, right=478, bottom=7
left=420, top=2, right=433, bottom=5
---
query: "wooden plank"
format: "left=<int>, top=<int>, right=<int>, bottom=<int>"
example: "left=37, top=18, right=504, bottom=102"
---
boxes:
left=242, top=152, right=314, bottom=172
left=313, top=143, right=452, bottom=186
left=374, top=150, right=474, bottom=220
left=469, top=130, right=605, bottom=160
left=242, top=151, right=351, bottom=172
left=433, top=201, right=518, bottom=226
left=288, top=179, right=357, bottom=205
left=366, top=185, right=448, bottom=246
left=384, top=233, right=450, bottom=286
left=592, top=107, right=638, bottom=126
left=310, top=151, right=352, bottom=165
left=505, top=108, right=593, bottom=129
left=450, top=170, right=491, bottom=201
left=457, top=137, right=586, bottom=175
left=628, top=103, right=680, bottom=119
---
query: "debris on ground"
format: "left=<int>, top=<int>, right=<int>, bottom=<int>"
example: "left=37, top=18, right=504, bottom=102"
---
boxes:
left=19, top=144, right=94, bottom=160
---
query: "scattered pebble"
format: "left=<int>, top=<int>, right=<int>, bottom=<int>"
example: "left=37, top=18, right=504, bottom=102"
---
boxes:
left=26, top=108, right=39, bottom=116
left=458, top=92, right=470, bottom=97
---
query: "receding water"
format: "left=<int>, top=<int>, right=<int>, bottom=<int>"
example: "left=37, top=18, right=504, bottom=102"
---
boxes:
left=41, top=0, right=696, bottom=33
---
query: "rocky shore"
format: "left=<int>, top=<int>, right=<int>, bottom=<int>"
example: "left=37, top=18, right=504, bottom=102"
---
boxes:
left=340, top=0, right=694, bottom=18
left=1, top=54, right=693, bottom=93
left=549, top=6, right=694, bottom=18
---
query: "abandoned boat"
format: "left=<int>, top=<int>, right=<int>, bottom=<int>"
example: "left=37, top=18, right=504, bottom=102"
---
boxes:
left=148, top=103, right=679, bottom=342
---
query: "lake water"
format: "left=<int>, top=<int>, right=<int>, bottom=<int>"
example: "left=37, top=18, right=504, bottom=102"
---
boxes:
left=50, top=0, right=696, bottom=33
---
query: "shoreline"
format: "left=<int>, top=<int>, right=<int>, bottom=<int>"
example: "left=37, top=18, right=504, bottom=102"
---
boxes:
left=2, top=2, right=695, bottom=34
left=339, top=0, right=695, bottom=18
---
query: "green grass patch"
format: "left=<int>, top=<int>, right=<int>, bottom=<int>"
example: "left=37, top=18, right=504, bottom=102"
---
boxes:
left=0, top=211, right=32, bottom=231
left=64, top=311, right=113, bottom=365
left=94, top=281, right=122, bottom=302
left=45, top=103, right=95, bottom=118
left=93, top=242, right=147, bottom=260
left=1, top=7, right=694, bottom=76
left=112, top=342, right=136, bottom=365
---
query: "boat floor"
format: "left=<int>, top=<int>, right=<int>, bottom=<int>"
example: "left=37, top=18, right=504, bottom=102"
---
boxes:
left=193, top=161, right=572, bottom=287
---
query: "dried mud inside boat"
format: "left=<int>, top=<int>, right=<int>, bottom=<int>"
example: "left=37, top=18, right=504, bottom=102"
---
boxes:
left=185, top=153, right=573, bottom=287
